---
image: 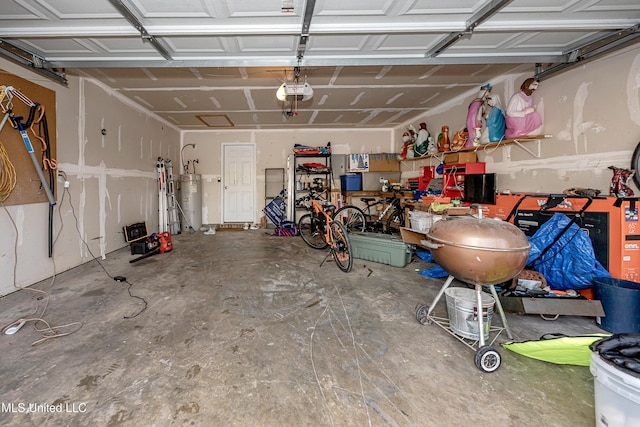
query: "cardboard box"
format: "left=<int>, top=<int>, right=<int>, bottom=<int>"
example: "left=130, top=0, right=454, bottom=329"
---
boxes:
left=446, top=207, right=470, bottom=216
left=400, top=227, right=429, bottom=249
left=444, top=152, right=477, bottom=164
left=369, top=153, right=400, bottom=172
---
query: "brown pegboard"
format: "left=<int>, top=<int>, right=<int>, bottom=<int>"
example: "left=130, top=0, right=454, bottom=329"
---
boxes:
left=0, top=69, right=57, bottom=206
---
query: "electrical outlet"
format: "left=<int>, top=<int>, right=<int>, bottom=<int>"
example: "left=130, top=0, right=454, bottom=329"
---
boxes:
left=64, top=181, right=70, bottom=188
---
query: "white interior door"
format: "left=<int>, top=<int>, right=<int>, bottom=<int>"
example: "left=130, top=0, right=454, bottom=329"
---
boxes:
left=222, top=143, right=256, bottom=223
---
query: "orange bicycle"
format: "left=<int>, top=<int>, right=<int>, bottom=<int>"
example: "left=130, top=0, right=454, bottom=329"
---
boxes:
left=298, top=199, right=353, bottom=273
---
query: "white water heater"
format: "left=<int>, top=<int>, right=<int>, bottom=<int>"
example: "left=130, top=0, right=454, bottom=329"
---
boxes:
left=179, top=174, right=202, bottom=232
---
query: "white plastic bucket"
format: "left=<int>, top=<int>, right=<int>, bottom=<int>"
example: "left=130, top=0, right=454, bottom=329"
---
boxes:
left=409, top=211, right=432, bottom=232
left=590, top=352, right=640, bottom=427
left=444, top=287, right=494, bottom=340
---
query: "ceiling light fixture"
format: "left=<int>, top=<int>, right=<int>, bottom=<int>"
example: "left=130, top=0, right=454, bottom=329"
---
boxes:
left=275, top=77, right=313, bottom=102
left=276, top=65, right=313, bottom=102
left=277, top=65, right=313, bottom=120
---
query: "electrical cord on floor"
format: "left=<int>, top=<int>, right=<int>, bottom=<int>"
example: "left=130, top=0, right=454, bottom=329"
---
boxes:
left=1, top=189, right=83, bottom=346
left=1, top=169, right=148, bottom=344
left=122, top=279, right=148, bottom=319
left=64, top=182, right=148, bottom=319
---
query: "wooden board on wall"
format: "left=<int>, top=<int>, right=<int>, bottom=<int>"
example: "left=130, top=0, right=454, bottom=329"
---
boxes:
left=0, top=69, right=57, bottom=206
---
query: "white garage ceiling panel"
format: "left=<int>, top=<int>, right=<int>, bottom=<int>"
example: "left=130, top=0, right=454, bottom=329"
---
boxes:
left=0, top=0, right=637, bottom=129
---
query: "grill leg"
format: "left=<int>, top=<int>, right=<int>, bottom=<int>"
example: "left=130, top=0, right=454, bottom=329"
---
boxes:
left=475, top=285, right=486, bottom=347
left=489, top=284, right=513, bottom=340
left=426, top=275, right=455, bottom=317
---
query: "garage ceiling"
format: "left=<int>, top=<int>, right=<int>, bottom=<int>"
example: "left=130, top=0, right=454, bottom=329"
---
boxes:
left=1, top=0, right=639, bottom=130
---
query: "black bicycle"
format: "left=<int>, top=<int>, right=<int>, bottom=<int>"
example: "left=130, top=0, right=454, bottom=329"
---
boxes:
left=333, top=185, right=406, bottom=234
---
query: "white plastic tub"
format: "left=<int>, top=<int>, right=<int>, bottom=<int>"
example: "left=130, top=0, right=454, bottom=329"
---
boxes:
left=409, top=210, right=434, bottom=232
left=590, top=351, right=640, bottom=427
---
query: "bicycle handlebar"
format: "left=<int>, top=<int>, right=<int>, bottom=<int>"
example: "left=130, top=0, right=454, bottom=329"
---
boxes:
left=361, top=186, right=407, bottom=208
left=296, top=187, right=328, bottom=209
left=389, top=185, right=407, bottom=196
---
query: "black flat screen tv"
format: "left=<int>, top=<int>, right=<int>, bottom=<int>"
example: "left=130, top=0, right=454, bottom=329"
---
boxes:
left=463, top=173, right=496, bottom=205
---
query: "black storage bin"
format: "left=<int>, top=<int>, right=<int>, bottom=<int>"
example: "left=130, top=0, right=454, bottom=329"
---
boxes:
left=593, top=277, right=640, bottom=333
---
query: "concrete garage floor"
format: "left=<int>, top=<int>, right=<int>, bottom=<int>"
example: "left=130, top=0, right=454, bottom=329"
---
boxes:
left=0, top=230, right=604, bottom=426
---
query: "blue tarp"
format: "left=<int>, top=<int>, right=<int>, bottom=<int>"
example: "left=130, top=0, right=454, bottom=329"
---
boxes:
left=526, top=213, right=610, bottom=290
left=416, top=250, right=449, bottom=278
left=415, top=214, right=612, bottom=289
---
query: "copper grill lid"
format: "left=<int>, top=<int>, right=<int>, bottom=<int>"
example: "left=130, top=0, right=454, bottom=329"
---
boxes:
left=426, top=216, right=531, bottom=252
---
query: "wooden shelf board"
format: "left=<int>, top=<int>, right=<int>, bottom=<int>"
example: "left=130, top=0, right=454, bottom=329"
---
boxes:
left=401, top=134, right=551, bottom=161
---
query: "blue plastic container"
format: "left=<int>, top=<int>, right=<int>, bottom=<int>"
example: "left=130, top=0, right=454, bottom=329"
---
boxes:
left=340, top=174, right=362, bottom=191
left=593, top=277, right=640, bottom=333
left=413, top=190, right=427, bottom=200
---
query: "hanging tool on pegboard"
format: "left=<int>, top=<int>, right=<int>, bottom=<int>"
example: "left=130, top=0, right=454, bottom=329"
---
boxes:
left=1, top=85, right=57, bottom=257
left=0, top=86, right=55, bottom=206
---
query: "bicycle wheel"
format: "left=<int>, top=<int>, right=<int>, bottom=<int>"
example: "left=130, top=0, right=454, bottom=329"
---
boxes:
left=329, top=221, right=353, bottom=272
left=298, top=214, right=328, bottom=249
left=333, top=206, right=366, bottom=233
left=385, top=209, right=404, bottom=234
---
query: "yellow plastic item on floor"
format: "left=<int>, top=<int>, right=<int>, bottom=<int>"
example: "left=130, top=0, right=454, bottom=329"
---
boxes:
left=502, top=333, right=611, bottom=366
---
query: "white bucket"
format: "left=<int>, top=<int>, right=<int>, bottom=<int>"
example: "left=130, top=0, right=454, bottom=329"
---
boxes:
left=590, top=352, right=640, bottom=427
left=410, top=216, right=430, bottom=232
left=409, top=211, right=432, bottom=232
left=444, top=287, right=494, bottom=340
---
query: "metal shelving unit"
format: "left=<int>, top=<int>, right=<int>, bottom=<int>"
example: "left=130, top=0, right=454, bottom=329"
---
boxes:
left=291, top=154, right=331, bottom=223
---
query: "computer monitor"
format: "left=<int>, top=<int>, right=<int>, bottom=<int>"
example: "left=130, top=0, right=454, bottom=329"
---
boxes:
left=463, top=173, right=496, bottom=205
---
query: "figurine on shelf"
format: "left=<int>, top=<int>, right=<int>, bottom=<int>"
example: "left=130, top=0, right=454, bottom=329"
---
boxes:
left=414, top=122, right=433, bottom=157
left=427, top=136, right=439, bottom=155
left=450, top=127, right=468, bottom=151
left=480, top=94, right=506, bottom=144
left=505, top=78, right=543, bottom=139
left=399, top=131, right=414, bottom=160
left=408, top=124, right=418, bottom=144
left=437, top=125, right=450, bottom=152
left=609, top=165, right=635, bottom=197
left=466, top=84, right=492, bottom=147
